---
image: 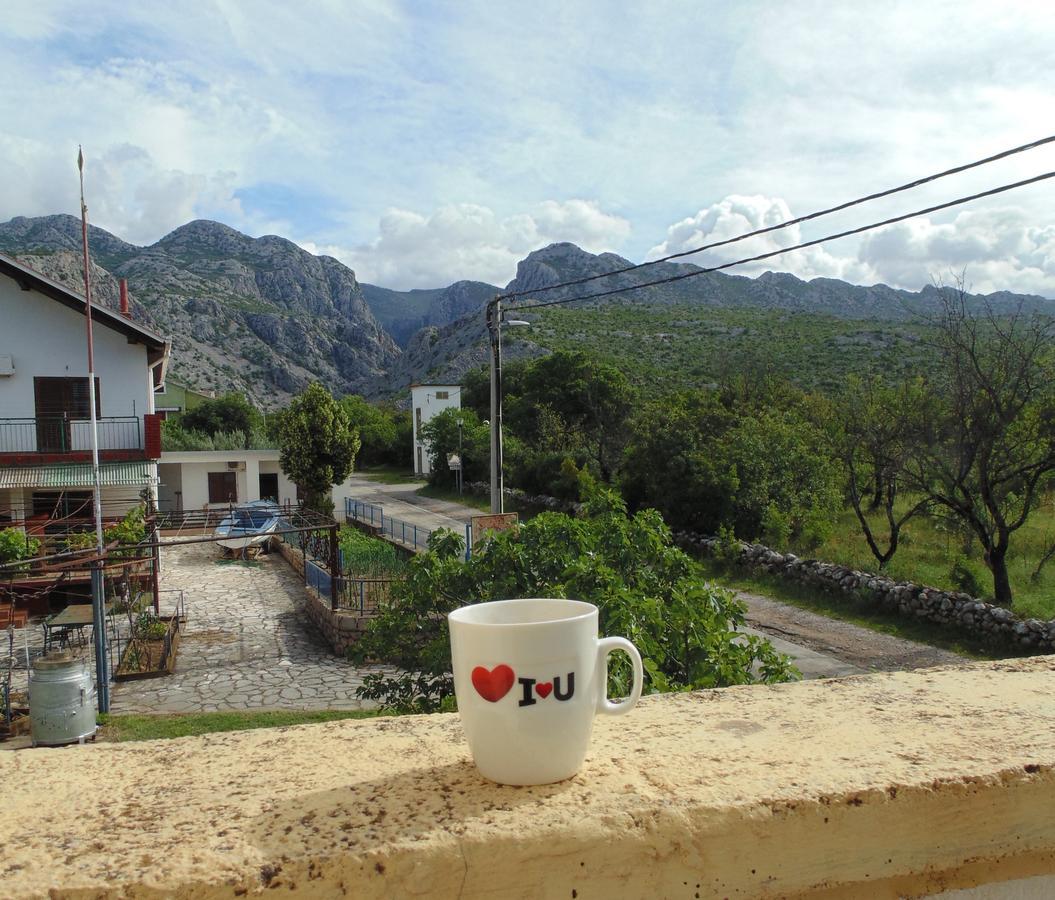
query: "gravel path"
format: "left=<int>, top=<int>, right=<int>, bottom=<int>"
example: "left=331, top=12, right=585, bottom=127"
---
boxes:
left=738, top=591, right=964, bottom=673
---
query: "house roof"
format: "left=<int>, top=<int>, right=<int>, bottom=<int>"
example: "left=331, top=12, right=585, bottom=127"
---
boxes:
left=0, top=252, right=171, bottom=385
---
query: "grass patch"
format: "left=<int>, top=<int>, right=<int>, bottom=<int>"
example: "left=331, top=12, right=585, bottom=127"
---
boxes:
left=357, top=466, right=425, bottom=485
left=416, top=483, right=495, bottom=511
left=790, top=496, right=1055, bottom=621
left=97, top=709, right=380, bottom=742
left=697, top=559, right=1002, bottom=660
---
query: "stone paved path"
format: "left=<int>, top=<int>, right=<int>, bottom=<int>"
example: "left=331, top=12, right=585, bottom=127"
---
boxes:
left=110, top=541, right=399, bottom=714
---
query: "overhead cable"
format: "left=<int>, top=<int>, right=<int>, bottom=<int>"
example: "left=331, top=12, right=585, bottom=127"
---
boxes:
left=508, top=170, right=1055, bottom=311
left=500, top=134, right=1055, bottom=302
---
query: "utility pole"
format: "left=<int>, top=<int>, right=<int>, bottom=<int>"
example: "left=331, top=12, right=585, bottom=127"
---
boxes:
left=456, top=416, right=464, bottom=495
left=487, top=298, right=503, bottom=514
left=78, top=147, right=109, bottom=712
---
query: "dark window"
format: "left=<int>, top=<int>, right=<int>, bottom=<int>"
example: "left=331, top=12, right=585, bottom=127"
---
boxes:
left=31, top=491, right=93, bottom=519
left=415, top=407, right=422, bottom=431
left=435, top=391, right=449, bottom=400
left=207, top=471, right=237, bottom=504
left=259, top=473, right=279, bottom=502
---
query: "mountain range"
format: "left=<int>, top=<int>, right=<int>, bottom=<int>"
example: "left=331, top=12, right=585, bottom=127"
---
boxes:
left=1, top=215, right=1051, bottom=405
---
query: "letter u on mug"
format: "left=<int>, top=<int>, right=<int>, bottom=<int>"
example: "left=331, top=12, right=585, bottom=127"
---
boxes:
left=448, top=598, right=643, bottom=785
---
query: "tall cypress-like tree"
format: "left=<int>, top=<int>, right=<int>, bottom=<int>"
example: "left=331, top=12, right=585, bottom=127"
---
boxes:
left=278, top=383, right=360, bottom=516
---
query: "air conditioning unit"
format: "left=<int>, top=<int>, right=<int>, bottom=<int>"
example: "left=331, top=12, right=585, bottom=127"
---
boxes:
left=0, top=354, right=13, bottom=376
left=227, top=461, right=246, bottom=471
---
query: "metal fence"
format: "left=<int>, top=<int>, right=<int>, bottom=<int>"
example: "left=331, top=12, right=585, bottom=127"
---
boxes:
left=334, top=577, right=399, bottom=616
left=345, top=497, right=435, bottom=552
left=0, top=416, right=142, bottom=454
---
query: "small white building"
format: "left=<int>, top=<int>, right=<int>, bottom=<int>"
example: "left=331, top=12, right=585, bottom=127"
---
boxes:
left=410, top=383, right=461, bottom=476
left=157, top=449, right=357, bottom=512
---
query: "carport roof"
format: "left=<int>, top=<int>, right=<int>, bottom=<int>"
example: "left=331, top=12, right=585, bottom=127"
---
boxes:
left=0, top=461, right=156, bottom=489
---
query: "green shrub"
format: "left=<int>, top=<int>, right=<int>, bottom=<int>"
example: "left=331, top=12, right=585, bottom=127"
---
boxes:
left=350, top=482, right=797, bottom=713
left=105, top=506, right=147, bottom=558
left=63, top=531, right=96, bottom=552
left=0, top=528, right=39, bottom=572
left=339, top=527, right=406, bottom=578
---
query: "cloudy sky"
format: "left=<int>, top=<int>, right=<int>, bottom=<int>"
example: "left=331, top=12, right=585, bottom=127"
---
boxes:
left=3, top=1, right=1054, bottom=295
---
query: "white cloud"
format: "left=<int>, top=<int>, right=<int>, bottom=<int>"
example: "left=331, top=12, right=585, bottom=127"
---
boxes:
left=858, top=208, right=1055, bottom=296
left=1, top=1, right=1054, bottom=297
left=647, top=195, right=874, bottom=284
left=315, top=200, right=630, bottom=289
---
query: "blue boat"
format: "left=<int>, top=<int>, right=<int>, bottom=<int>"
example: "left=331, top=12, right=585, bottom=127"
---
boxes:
left=214, top=500, right=283, bottom=552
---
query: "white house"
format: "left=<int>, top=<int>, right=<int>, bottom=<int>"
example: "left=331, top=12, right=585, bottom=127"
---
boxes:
left=157, top=449, right=358, bottom=512
left=0, top=253, right=170, bottom=531
left=410, top=383, right=461, bottom=476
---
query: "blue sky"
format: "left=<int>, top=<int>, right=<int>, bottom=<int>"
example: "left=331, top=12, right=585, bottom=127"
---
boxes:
left=3, top=1, right=1054, bottom=295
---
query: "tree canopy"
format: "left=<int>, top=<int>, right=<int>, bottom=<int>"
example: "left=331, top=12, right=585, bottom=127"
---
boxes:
left=277, top=383, right=360, bottom=515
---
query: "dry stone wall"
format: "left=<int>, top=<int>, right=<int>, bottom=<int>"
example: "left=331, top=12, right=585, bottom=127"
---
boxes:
left=676, top=531, right=1055, bottom=653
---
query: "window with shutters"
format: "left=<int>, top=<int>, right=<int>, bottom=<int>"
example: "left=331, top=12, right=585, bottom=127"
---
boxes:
left=207, top=471, right=237, bottom=503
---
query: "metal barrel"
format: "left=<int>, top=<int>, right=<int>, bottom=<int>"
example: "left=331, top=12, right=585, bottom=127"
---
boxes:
left=28, top=652, right=97, bottom=746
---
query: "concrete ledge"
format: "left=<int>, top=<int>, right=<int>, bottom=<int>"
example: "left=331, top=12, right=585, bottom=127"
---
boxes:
left=2, top=658, right=1054, bottom=898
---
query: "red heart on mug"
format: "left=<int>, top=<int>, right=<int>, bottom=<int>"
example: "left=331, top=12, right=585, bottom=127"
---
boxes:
left=472, top=664, right=515, bottom=702
left=535, top=681, right=553, bottom=699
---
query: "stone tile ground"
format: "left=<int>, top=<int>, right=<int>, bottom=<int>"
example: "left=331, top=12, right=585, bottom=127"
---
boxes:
left=109, top=541, right=398, bottom=714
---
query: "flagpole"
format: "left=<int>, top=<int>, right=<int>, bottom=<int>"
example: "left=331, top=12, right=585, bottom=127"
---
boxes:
left=78, top=146, right=110, bottom=713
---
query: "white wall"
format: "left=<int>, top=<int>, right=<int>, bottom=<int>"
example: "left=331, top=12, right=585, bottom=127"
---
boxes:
left=410, top=384, right=461, bottom=475
left=0, top=275, right=155, bottom=448
left=159, top=451, right=298, bottom=511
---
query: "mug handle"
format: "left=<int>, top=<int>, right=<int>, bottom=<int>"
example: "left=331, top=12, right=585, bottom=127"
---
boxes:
left=596, top=636, right=643, bottom=716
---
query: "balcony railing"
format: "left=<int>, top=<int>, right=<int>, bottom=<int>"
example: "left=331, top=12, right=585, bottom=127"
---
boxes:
left=0, top=415, right=161, bottom=460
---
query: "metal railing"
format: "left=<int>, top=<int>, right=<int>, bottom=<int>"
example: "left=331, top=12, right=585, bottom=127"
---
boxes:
left=345, top=497, right=435, bottom=552
left=0, top=416, right=142, bottom=454
left=334, top=576, right=399, bottom=616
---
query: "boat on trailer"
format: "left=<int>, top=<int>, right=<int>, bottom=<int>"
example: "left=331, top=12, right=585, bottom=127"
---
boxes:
left=214, top=501, right=283, bottom=552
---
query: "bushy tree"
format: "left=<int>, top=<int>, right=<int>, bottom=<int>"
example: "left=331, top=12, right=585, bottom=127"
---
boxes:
left=900, top=282, right=1055, bottom=606
left=830, top=375, right=930, bottom=568
left=622, top=388, right=840, bottom=547
left=277, top=383, right=360, bottom=516
left=350, top=478, right=797, bottom=712
left=340, top=395, right=400, bottom=467
left=181, top=392, right=261, bottom=445
left=509, top=351, right=637, bottom=481
left=420, top=408, right=490, bottom=485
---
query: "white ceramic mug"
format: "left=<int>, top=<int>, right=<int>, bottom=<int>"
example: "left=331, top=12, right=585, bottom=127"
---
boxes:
left=448, top=598, right=644, bottom=785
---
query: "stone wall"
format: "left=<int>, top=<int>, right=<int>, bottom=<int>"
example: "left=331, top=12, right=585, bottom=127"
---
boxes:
left=300, top=586, right=372, bottom=655
left=274, top=535, right=371, bottom=655
left=677, top=530, right=1055, bottom=653
left=465, top=480, right=581, bottom=514
left=3, top=657, right=1054, bottom=898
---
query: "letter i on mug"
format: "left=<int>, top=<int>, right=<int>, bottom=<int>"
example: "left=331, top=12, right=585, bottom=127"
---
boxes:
left=449, top=598, right=643, bottom=785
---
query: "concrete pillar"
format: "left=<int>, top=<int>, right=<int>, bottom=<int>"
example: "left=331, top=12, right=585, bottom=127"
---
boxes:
left=244, top=456, right=260, bottom=502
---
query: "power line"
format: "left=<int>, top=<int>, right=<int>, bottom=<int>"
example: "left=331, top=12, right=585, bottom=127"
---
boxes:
left=508, top=170, right=1055, bottom=312
left=499, top=134, right=1055, bottom=302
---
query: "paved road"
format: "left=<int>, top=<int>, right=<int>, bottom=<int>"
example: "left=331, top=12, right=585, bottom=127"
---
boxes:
left=110, top=541, right=399, bottom=714
left=344, top=473, right=474, bottom=535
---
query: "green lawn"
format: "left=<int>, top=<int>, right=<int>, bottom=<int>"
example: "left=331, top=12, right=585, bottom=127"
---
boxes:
left=97, top=709, right=379, bottom=742
left=789, top=496, right=1055, bottom=620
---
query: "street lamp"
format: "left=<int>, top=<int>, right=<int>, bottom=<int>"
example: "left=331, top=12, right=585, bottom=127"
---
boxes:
left=456, top=416, right=464, bottom=495
left=486, top=297, right=530, bottom=514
